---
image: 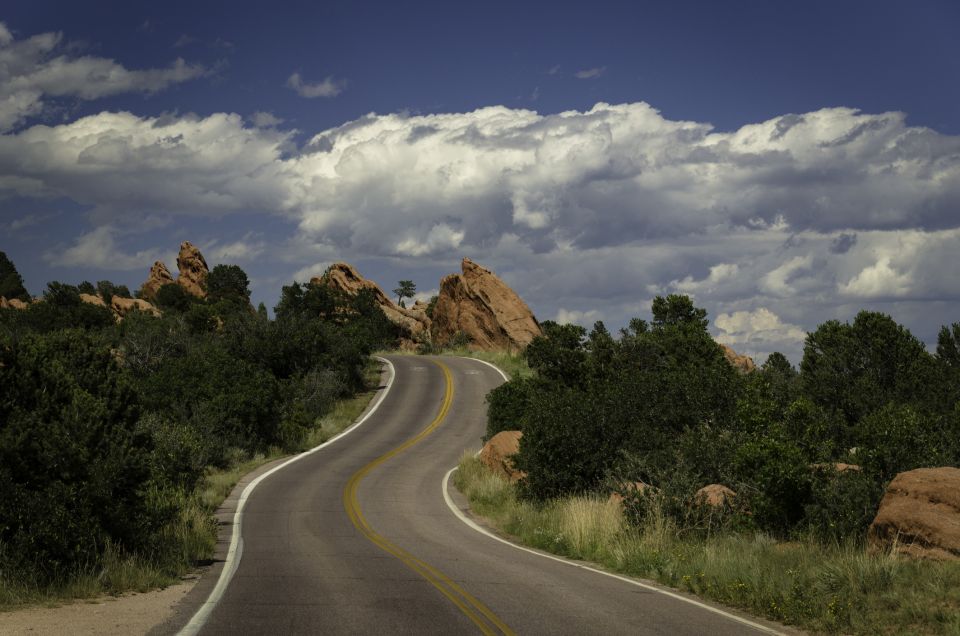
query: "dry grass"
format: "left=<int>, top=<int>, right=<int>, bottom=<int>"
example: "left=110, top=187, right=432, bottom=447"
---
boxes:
left=454, top=454, right=960, bottom=635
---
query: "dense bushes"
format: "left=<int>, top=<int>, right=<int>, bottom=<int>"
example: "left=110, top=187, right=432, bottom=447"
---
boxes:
left=0, top=331, right=154, bottom=580
left=494, top=294, right=960, bottom=543
left=0, top=257, right=398, bottom=587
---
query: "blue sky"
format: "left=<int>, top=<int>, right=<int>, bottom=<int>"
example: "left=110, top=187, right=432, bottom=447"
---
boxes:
left=1, top=1, right=959, bottom=361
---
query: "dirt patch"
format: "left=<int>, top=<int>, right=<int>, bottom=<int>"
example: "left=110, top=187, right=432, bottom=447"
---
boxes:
left=0, top=580, right=196, bottom=635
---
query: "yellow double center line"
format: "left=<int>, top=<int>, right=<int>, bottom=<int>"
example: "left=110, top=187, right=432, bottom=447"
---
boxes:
left=342, top=360, right=515, bottom=636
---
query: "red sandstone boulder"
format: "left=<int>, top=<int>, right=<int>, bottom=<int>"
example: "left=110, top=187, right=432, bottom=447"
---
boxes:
left=868, top=467, right=960, bottom=561
left=479, top=430, right=526, bottom=482
left=694, top=484, right=737, bottom=508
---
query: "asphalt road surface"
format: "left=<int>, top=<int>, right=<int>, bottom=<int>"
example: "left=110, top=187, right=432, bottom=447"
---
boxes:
left=161, top=355, right=782, bottom=635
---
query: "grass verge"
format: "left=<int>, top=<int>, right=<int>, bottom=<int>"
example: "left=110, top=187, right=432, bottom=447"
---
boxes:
left=0, top=360, right=384, bottom=612
left=454, top=453, right=960, bottom=635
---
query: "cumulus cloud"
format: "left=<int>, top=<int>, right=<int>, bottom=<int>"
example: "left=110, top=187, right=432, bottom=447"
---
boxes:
left=291, top=261, right=331, bottom=283
left=206, top=234, right=266, bottom=263
left=671, top=263, right=740, bottom=294
left=0, top=22, right=207, bottom=131
left=45, top=226, right=162, bottom=270
left=714, top=308, right=807, bottom=362
left=250, top=111, right=284, bottom=128
left=4, top=99, right=960, bottom=357
left=555, top=308, right=602, bottom=326
left=286, top=72, right=344, bottom=98
left=715, top=308, right=806, bottom=345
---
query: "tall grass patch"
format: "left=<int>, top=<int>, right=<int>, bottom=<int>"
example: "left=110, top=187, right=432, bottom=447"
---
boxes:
left=454, top=455, right=960, bottom=635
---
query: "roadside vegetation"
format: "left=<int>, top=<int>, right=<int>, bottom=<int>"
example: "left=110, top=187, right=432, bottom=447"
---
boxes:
left=0, top=255, right=397, bottom=609
left=455, top=454, right=960, bottom=634
left=461, top=294, right=960, bottom=634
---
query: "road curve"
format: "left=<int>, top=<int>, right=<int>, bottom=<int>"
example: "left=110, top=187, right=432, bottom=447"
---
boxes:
left=160, top=355, right=781, bottom=635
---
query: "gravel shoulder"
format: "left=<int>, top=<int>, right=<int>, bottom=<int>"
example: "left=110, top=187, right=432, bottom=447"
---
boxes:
left=0, top=580, right=197, bottom=636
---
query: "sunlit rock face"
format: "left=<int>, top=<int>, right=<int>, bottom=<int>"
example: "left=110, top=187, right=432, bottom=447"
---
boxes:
left=431, top=258, right=541, bottom=352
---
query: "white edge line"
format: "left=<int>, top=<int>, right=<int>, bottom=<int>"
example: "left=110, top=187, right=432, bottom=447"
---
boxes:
left=177, top=356, right=396, bottom=636
left=443, top=357, right=782, bottom=636
left=456, top=355, right=510, bottom=382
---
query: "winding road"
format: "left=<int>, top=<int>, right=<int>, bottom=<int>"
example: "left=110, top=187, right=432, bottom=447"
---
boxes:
left=156, top=355, right=782, bottom=635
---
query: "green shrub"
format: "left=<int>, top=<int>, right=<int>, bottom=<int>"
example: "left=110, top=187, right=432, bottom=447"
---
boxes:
left=485, top=377, right=535, bottom=440
left=855, top=403, right=943, bottom=482
left=805, top=467, right=883, bottom=542
left=0, top=330, right=157, bottom=582
left=732, top=431, right=812, bottom=536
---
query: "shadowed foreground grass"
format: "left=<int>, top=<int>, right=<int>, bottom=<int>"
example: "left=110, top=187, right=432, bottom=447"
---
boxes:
left=454, top=453, right=960, bottom=635
left=0, top=361, right=383, bottom=611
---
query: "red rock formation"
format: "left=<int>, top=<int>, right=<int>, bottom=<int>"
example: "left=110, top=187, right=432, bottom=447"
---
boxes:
left=868, top=467, right=960, bottom=561
left=479, top=430, right=526, bottom=482
left=111, top=296, right=162, bottom=319
left=0, top=296, right=28, bottom=310
left=139, top=261, right=175, bottom=301
left=79, top=293, right=108, bottom=308
left=694, top=484, right=737, bottom=508
left=431, top=258, right=541, bottom=351
left=176, top=241, right=208, bottom=298
left=314, top=262, right=431, bottom=347
left=720, top=344, right=756, bottom=373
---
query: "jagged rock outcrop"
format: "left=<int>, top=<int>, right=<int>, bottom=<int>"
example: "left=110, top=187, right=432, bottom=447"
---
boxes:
left=313, top=262, right=432, bottom=347
left=431, top=258, right=541, bottom=351
left=79, top=291, right=161, bottom=321
left=720, top=344, right=756, bottom=374
left=79, top=293, right=107, bottom=308
left=176, top=241, right=208, bottom=298
left=868, top=467, right=960, bottom=561
left=0, top=296, right=28, bottom=310
left=694, top=484, right=737, bottom=508
left=139, top=261, right=175, bottom=301
left=479, top=430, right=525, bottom=482
left=111, top=296, right=162, bottom=319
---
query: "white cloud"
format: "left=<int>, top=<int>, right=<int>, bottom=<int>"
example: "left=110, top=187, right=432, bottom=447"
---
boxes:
left=574, top=67, right=606, bottom=79
left=555, top=308, right=601, bottom=326
left=206, top=234, right=265, bottom=263
left=839, top=256, right=911, bottom=298
left=714, top=307, right=807, bottom=362
left=291, top=261, right=331, bottom=283
left=0, top=22, right=207, bottom=131
left=44, top=226, right=161, bottom=270
left=5, top=98, right=960, bottom=357
left=286, top=72, right=344, bottom=98
left=672, top=262, right=740, bottom=293
left=411, top=288, right=439, bottom=304
left=760, top=255, right=812, bottom=296
left=715, top=308, right=806, bottom=344
left=394, top=223, right=465, bottom=257
left=250, top=111, right=283, bottom=128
